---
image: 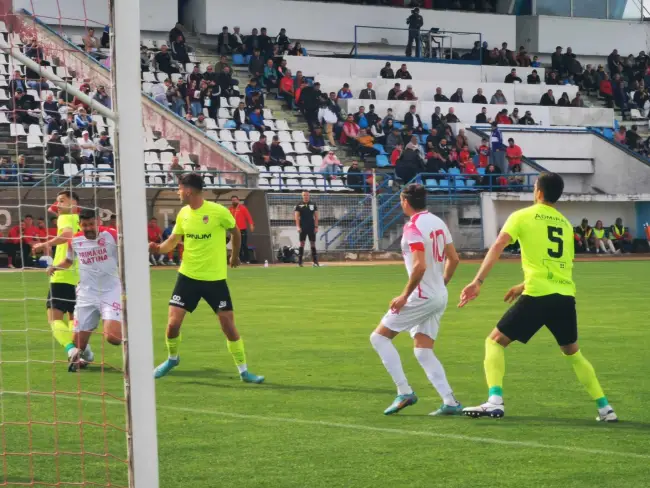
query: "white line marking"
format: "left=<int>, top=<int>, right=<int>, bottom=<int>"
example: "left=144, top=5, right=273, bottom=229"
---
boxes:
left=1, top=391, right=647, bottom=460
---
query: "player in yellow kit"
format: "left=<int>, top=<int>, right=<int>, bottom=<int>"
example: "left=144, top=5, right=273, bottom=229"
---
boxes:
left=458, top=172, right=617, bottom=422
left=149, top=173, right=264, bottom=383
left=33, top=190, right=93, bottom=365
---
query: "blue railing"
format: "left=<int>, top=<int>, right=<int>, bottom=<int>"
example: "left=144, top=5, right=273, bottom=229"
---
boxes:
left=320, top=194, right=373, bottom=250
left=413, top=172, right=538, bottom=192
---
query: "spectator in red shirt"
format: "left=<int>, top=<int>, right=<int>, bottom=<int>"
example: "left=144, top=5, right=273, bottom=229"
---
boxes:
left=505, top=138, right=523, bottom=172
left=477, top=138, right=490, bottom=167
left=599, top=73, right=613, bottom=108
left=278, top=70, right=294, bottom=109
left=1, top=217, right=35, bottom=268
left=147, top=217, right=163, bottom=265
left=390, top=143, right=403, bottom=166
left=229, top=196, right=255, bottom=264
left=495, top=110, right=512, bottom=125
left=32, top=217, right=48, bottom=259
left=341, top=114, right=360, bottom=145
left=459, top=145, right=471, bottom=165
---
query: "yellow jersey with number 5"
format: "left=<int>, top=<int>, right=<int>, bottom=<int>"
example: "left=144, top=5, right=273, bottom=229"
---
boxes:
left=501, top=203, right=575, bottom=297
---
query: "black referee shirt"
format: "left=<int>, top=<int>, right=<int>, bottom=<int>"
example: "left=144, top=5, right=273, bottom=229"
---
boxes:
left=295, top=202, right=317, bottom=230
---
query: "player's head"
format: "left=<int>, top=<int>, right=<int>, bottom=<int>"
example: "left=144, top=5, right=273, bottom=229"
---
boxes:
left=177, top=173, right=204, bottom=204
left=534, top=172, right=564, bottom=205
left=149, top=217, right=157, bottom=225
left=400, top=184, right=427, bottom=216
left=231, top=195, right=240, bottom=207
left=79, top=208, right=98, bottom=240
left=37, top=217, right=45, bottom=228
left=301, top=191, right=310, bottom=203
left=56, top=190, right=79, bottom=214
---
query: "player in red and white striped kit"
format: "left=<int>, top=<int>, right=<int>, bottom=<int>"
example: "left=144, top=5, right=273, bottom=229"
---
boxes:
left=370, top=184, right=463, bottom=416
left=48, top=208, right=123, bottom=372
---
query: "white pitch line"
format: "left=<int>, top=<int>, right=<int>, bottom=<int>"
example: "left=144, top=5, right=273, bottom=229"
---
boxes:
left=1, top=390, right=648, bottom=460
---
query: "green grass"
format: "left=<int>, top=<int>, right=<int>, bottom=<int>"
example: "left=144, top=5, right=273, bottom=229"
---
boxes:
left=0, top=261, right=649, bottom=488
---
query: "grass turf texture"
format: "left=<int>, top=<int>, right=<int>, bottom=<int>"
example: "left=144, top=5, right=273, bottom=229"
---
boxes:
left=0, top=261, right=648, bottom=488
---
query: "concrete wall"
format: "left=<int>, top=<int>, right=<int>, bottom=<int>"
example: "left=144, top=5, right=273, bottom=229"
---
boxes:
left=481, top=193, right=646, bottom=246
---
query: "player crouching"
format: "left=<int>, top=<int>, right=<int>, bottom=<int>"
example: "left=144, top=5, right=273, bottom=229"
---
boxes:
left=48, top=209, right=123, bottom=372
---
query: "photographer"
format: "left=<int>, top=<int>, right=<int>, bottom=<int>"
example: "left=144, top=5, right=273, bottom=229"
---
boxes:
left=406, top=7, right=424, bottom=58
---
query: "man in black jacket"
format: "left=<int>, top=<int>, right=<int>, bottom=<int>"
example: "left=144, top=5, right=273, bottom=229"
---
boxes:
left=519, top=110, right=536, bottom=125
left=434, top=87, right=449, bottom=102
left=395, top=64, right=412, bottom=79
left=405, top=7, right=424, bottom=57
left=46, top=131, right=67, bottom=175
left=475, top=107, right=488, bottom=123
left=346, top=161, right=364, bottom=190
left=404, top=105, right=425, bottom=134
left=169, top=23, right=185, bottom=46
left=300, top=82, right=322, bottom=132
left=359, top=82, right=376, bottom=100
left=171, top=35, right=190, bottom=65
left=527, top=69, right=541, bottom=84
left=217, top=26, right=234, bottom=55
left=380, top=62, right=394, bottom=79
left=472, top=88, right=488, bottom=104
left=504, top=68, right=522, bottom=83
left=244, top=28, right=260, bottom=55
left=258, top=28, right=273, bottom=58
left=540, top=89, right=556, bottom=106
left=450, top=88, right=464, bottom=103
left=387, top=83, right=402, bottom=100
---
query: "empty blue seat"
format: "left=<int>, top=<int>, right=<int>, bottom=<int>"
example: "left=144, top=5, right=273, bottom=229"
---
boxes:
left=419, top=134, right=428, bottom=144
left=477, top=167, right=486, bottom=175
left=232, top=54, right=246, bottom=65
left=438, top=179, right=450, bottom=189
left=425, top=178, right=438, bottom=189
left=466, top=179, right=476, bottom=188
left=393, top=121, right=403, bottom=129
left=455, top=179, right=466, bottom=189
left=422, top=123, right=429, bottom=131
left=376, top=155, right=391, bottom=167
left=448, top=167, right=461, bottom=175
left=614, top=119, right=620, bottom=130
left=603, top=128, right=614, bottom=140
left=373, top=144, right=387, bottom=155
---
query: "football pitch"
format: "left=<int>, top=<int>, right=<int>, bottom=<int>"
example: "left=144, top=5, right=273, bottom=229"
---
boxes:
left=0, top=260, right=649, bottom=487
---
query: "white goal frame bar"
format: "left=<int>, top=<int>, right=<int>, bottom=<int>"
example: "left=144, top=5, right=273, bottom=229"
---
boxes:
left=2, top=1, right=161, bottom=487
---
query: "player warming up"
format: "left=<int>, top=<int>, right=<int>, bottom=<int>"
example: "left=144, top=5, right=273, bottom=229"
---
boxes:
left=458, top=172, right=617, bottom=422
left=47, top=209, right=123, bottom=372
left=33, top=191, right=93, bottom=365
left=150, top=173, right=264, bottom=383
left=370, top=184, right=462, bottom=416
left=294, top=191, right=319, bottom=267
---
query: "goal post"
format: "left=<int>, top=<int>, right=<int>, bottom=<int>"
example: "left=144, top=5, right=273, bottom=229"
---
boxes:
left=110, top=0, right=160, bottom=485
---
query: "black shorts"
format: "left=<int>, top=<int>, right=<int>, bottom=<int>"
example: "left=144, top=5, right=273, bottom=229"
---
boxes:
left=299, top=229, right=316, bottom=242
left=46, top=283, right=76, bottom=314
left=496, top=294, right=577, bottom=346
left=169, top=273, right=233, bottom=313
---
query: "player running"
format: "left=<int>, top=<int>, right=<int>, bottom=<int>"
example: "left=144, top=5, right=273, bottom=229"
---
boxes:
left=149, top=173, right=264, bottom=383
left=458, top=172, right=617, bottom=422
left=370, top=184, right=462, bottom=416
left=47, top=209, right=123, bottom=372
left=33, top=191, right=94, bottom=365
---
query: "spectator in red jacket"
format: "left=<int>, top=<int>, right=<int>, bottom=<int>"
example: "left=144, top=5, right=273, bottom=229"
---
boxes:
left=278, top=70, right=294, bottom=109
left=147, top=217, right=163, bottom=265
left=477, top=138, right=490, bottom=167
left=505, top=138, right=523, bottom=172
left=599, top=73, right=613, bottom=108
left=1, top=216, right=35, bottom=267
left=229, top=196, right=255, bottom=264
left=390, top=143, right=403, bottom=166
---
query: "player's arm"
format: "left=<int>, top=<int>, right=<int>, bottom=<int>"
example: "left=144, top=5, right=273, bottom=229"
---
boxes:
left=294, top=210, right=301, bottom=232
left=314, top=210, right=319, bottom=231
left=443, top=242, right=460, bottom=286
left=229, top=226, right=241, bottom=267
left=154, top=233, right=182, bottom=254
left=33, top=227, right=72, bottom=252
left=47, top=258, right=73, bottom=276
left=390, top=248, right=426, bottom=312
left=504, top=282, right=525, bottom=303
left=458, top=231, right=512, bottom=307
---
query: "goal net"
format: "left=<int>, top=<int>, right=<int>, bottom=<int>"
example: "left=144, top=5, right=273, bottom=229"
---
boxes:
left=0, top=1, right=158, bottom=486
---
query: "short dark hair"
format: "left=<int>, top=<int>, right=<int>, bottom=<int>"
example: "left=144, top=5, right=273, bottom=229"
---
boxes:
left=536, top=172, right=564, bottom=203
left=231, top=195, right=239, bottom=200
left=178, top=172, right=204, bottom=191
left=24, top=214, right=33, bottom=220
left=57, top=189, right=80, bottom=202
left=79, top=208, right=96, bottom=220
left=401, top=184, right=427, bottom=211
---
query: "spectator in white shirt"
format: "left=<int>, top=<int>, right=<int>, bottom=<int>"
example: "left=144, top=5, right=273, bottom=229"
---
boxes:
left=78, top=130, right=95, bottom=165
left=318, top=103, right=338, bottom=148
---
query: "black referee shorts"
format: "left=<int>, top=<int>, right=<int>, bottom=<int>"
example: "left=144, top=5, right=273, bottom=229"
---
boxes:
left=299, top=229, right=316, bottom=242
left=496, top=294, right=578, bottom=346
left=46, top=283, right=76, bottom=314
left=169, top=273, right=233, bottom=313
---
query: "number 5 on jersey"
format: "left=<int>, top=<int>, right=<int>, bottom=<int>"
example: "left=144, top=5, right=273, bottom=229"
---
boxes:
left=547, top=226, right=564, bottom=258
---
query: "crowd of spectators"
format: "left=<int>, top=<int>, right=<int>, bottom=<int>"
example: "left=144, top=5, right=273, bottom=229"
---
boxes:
left=574, top=217, right=634, bottom=254
left=0, top=214, right=54, bottom=268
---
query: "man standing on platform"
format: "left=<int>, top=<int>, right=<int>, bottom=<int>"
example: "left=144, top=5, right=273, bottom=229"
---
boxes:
left=229, top=196, right=255, bottom=264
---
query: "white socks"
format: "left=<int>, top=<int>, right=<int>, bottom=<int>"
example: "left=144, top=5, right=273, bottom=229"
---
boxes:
left=414, top=348, right=457, bottom=406
left=488, top=395, right=504, bottom=405
left=370, top=332, right=413, bottom=395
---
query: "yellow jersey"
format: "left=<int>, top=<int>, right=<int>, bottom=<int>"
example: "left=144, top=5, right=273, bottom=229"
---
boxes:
left=50, top=213, right=80, bottom=285
left=501, top=203, right=575, bottom=297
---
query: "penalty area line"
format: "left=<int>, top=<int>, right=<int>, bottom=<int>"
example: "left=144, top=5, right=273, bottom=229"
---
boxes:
left=1, top=390, right=648, bottom=460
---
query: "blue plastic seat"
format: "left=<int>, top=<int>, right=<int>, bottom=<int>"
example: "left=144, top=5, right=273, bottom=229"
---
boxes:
left=466, top=179, right=476, bottom=188
left=425, top=178, right=438, bottom=190
left=419, top=134, right=428, bottom=144
left=232, top=54, right=245, bottom=65
left=376, top=155, right=391, bottom=168
left=373, top=144, right=387, bottom=155
left=438, top=179, right=450, bottom=189
left=477, top=167, right=486, bottom=175
left=448, top=167, right=461, bottom=175
left=614, top=119, right=620, bottom=130
left=393, top=121, right=403, bottom=129
left=603, top=128, right=614, bottom=140
left=455, top=179, right=466, bottom=189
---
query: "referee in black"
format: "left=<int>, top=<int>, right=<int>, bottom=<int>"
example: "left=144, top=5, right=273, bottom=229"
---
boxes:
left=294, top=191, right=319, bottom=267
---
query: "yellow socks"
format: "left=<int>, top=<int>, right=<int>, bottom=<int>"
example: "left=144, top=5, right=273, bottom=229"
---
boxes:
left=226, top=339, right=247, bottom=373
left=51, top=320, right=74, bottom=353
left=166, top=334, right=181, bottom=359
left=484, top=338, right=505, bottom=400
left=565, top=350, right=608, bottom=407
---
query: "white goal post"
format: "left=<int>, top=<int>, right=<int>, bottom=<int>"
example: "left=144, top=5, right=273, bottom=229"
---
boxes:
left=1, top=0, right=161, bottom=486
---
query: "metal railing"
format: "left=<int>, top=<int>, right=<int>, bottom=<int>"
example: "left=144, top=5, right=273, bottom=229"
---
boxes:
left=412, top=171, right=538, bottom=192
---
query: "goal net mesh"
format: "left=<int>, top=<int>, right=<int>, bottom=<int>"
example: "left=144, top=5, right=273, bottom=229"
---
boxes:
left=0, top=3, right=131, bottom=486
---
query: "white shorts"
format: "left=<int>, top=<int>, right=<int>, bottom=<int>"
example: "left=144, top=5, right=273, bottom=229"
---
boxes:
left=381, top=293, right=447, bottom=340
left=73, top=288, right=122, bottom=333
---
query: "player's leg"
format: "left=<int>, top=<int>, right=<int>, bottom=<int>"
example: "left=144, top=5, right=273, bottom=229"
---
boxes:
left=546, top=296, right=617, bottom=422
left=154, top=274, right=200, bottom=378
left=206, top=279, right=264, bottom=383
left=308, top=231, right=319, bottom=266
left=410, top=303, right=462, bottom=416
left=68, top=304, right=101, bottom=372
left=371, top=306, right=422, bottom=414
left=102, top=320, right=123, bottom=346
left=463, top=296, right=544, bottom=418
left=46, top=284, right=76, bottom=359
left=99, top=295, right=124, bottom=346
left=297, top=231, right=306, bottom=267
